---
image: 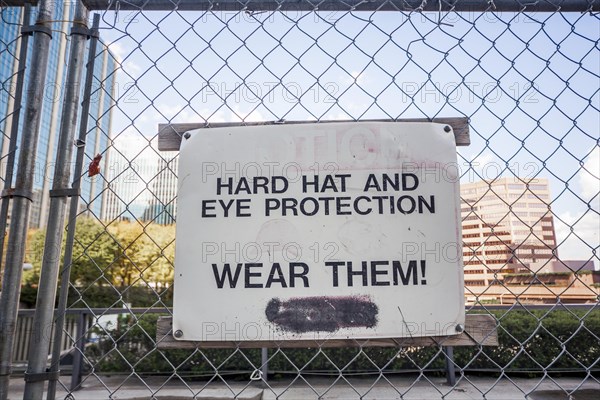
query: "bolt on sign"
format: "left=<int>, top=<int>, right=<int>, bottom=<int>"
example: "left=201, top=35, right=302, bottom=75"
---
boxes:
left=173, top=122, right=465, bottom=341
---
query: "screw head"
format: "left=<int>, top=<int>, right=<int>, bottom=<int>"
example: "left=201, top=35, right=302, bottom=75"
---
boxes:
left=444, top=125, right=452, bottom=133
left=174, top=329, right=183, bottom=338
left=184, top=132, right=191, bottom=139
left=455, top=324, right=464, bottom=333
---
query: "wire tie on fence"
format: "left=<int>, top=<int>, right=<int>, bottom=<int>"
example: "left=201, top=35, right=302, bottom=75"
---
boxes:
left=74, top=139, right=86, bottom=147
left=245, top=9, right=268, bottom=16
left=437, top=0, right=454, bottom=27
left=1, top=188, right=33, bottom=201
left=250, top=369, right=263, bottom=381
left=587, top=3, right=599, bottom=15
left=49, top=188, right=81, bottom=198
left=112, top=1, right=121, bottom=27
left=21, top=24, right=53, bottom=39
left=24, top=369, right=60, bottom=383
left=70, top=25, right=99, bottom=39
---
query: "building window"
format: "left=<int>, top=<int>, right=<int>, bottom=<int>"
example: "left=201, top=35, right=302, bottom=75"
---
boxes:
left=465, top=280, right=486, bottom=286
left=486, top=250, right=512, bottom=255
left=483, top=231, right=511, bottom=237
left=508, top=184, right=525, bottom=190
left=530, top=212, right=549, bottom=218
left=465, top=269, right=484, bottom=274
left=527, top=184, right=548, bottom=191
left=486, top=260, right=508, bottom=264
left=529, top=203, right=550, bottom=209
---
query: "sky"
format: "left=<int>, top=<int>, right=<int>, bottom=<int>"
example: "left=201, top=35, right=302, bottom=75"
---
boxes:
left=90, top=7, right=598, bottom=263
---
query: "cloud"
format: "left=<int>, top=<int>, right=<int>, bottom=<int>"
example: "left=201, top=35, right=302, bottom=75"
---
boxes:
left=106, top=41, right=142, bottom=78
left=151, top=104, right=237, bottom=125
left=123, top=60, right=142, bottom=77
left=555, top=147, right=600, bottom=265
left=325, top=111, right=352, bottom=120
left=106, top=41, right=126, bottom=63
left=578, top=146, right=600, bottom=206
left=351, top=70, right=367, bottom=85
left=152, top=103, right=199, bottom=123
left=112, top=126, right=152, bottom=157
left=458, top=152, right=505, bottom=183
left=239, top=108, right=265, bottom=122
left=205, top=109, right=228, bottom=123
left=555, top=211, right=599, bottom=264
left=343, top=71, right=367, bottom=86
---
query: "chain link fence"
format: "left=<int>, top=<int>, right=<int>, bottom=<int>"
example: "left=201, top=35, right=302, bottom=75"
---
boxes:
left=0, top=0, right=599, bottom=399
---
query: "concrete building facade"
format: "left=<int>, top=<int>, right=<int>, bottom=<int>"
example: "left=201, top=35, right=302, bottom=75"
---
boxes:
left=461, top=177, right=558, bottom=298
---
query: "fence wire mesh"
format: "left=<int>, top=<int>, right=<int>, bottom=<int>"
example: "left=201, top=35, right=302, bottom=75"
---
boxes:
left=0, top=7, right=21, bottom=162
left=0, top=1, right=599, bottom=399
left=0, top=4, right=26, bottom=252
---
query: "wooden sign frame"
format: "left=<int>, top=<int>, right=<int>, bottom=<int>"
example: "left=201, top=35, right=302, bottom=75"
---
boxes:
left=155, top=118, right=498, bottom=351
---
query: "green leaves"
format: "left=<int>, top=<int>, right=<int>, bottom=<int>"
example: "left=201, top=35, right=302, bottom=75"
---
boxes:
left=21, top=218, right=175, bottom=307
left=87, top=310, right=600, bottom=376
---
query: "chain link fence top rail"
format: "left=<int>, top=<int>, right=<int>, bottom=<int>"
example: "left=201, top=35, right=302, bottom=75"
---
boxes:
left=0, top=0, right=599, bottom=399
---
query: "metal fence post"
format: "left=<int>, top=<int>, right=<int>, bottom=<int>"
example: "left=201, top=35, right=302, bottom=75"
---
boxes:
left=1, top=1, right=597, bottom=399
left=21, top=2, right=90, bottom=399
left=46, top=11, right=101, bottom=400
left=443, top=346, right=456, bottom=386
left=0, top=4, right=31, bottom=264
left=261, top=347, right=268, bottom=387
left=0, top=1, right=55, bottom=399
left=70, top=311, right=87, bottom=392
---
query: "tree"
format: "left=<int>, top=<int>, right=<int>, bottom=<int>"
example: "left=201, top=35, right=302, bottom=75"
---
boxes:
left=21, top=218, right=176, bottom=307
left=107, top=220, right=146, bottom=287
left=140, top=224, right=175, bottom=290
left=22, top=229, right=45, bottom=286
left=70, top=218, right=118, bottom=286
left=23, top=217, right=118, bottom=287
left=107, top=221, right=175, bottom=290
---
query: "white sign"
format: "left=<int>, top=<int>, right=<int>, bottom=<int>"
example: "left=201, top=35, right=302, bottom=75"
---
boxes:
left=173, top=122, right=464, bottom=341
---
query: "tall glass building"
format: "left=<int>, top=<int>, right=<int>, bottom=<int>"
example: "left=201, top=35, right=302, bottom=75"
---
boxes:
left=101, top=137, right=178, bottom=226
left=0, top=7, right=22, bottom=179
left=0, top=4, right=117, bottom=228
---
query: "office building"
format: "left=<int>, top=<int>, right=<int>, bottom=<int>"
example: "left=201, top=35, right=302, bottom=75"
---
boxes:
left=0, top=4, right=117, bottom=228
left=141, top=155, right=178, bottom=225
left=461, top=177, right=557, bottom=299
left=461, top=177, right=598, bottom=304
left=101, top=135, right=178, bottom=225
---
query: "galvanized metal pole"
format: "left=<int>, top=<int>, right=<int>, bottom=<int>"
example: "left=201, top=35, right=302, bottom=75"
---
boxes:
left=6, top=0, right=598, bottom=11
left=45, top=12, right=101, bottom=400
left=22, top=2, right=90, bottom=399
left=80, top=0, right=600, bottom=12
left=0, top=1, right=55, bottom=399
left=0, top=5, right=31, bottom=264
left=261, top=348, right=269, bottom=387
left=444, top=346, right=456, bottom=386
left=69, top=311, right=87, bottom=392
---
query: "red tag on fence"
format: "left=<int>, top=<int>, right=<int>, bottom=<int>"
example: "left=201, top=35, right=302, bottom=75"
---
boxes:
left=88, top=154, right=102, bottom=177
